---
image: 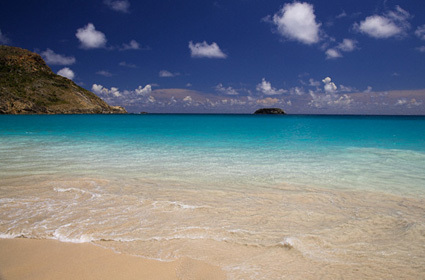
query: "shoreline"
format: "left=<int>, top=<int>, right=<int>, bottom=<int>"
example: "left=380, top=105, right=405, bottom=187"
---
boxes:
left=0, top=238, right=226, bottom=280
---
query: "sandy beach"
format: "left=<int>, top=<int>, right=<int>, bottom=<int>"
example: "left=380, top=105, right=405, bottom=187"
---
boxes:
left=0, top=238, right=226, bottom=280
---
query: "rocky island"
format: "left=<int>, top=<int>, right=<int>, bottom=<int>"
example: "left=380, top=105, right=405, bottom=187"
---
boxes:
left=0, top=45, right=126, bottom=114
left=254, top=108, right=286, bottom=115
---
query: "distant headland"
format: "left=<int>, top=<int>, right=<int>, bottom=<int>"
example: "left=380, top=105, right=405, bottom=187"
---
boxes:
left=254, top=108, right=286, bottom=115
left=0, top=45, right=126, bottom=114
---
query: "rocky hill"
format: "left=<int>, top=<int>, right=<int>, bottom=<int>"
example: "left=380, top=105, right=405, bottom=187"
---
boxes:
left=0, top=45, right=126, bottom=114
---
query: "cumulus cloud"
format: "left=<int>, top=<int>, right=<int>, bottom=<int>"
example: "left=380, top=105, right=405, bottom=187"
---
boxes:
left=322, top=77, right=337, bottom=93
left=40, top=49, right=76, bottom=65
left=354, top=6, right=411, bottom=39
left=309, top=91, right=353, bottom=108
left=337, top=39, right=357, bottom=52
left=188, top=41, right=227, bottom=58
left=325, top=48, right=342, bottom=59
left=57, top=67, right=75, bottom=80
left=272, top=2, right=321, bottom=45
left=104, top=0, right=130, bottom=13
left=92, top=84, right=152, bottom=98
left=415, top=25, right=425, bottom=40
left=289, top=87, right=304, bottom=95
left=0, top=29, right=11, bottom=44
left=339, top=85, right=356, bottom=92
left=309, top=78, right=321, bottom=87
left=92, top=84, right=121, bottom=97
left=159, top=70, right=179, bottom=77
left=183, top=96, right=193, bottom=102
left=135, top=85, right=152, bottom=95
left=326, top=39, right=357, bottom=59
left=120, top=40, right=140, bottom=50
left=364, top=86, right=373, bottom=93
left=256, top=78, right=286, bottom=95
left=215, top=83, right=239, bottom=95
left=76, top=23, right=107, bottom=49
left=395, top=98, right=422, bottom=107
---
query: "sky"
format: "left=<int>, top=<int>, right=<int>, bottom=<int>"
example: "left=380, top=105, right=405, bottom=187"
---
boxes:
left=1, top=0, right=425, bottom=114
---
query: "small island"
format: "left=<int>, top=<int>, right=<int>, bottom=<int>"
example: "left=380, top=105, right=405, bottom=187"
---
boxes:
left=254, top=108, right=286, bottom=115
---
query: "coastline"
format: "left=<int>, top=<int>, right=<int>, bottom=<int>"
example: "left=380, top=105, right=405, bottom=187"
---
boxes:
left=0, top=238, right=226, bottom=280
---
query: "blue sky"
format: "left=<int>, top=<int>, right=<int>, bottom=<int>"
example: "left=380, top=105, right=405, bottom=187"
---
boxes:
left=1, top=0, right=425, bottom=114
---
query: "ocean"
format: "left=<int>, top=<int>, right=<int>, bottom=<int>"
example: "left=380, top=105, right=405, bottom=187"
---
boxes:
left=1, top=114, right=424, bottom=279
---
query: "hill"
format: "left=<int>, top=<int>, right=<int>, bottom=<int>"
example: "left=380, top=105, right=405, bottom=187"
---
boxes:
left=0, top=45, right=126, bottom=114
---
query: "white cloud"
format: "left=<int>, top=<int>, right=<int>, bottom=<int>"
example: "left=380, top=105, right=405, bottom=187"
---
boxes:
left=188, top=41, right=227, bottom=58
left=91, top=84, right=105, bottom=95
left=76, top=23, right=107, bottom=49
left=395, top=98, right=422, bottom=107
left=309, top=78, right=321, bottom=87
left=104, top=0, right=130, bottom=13
left=309, top=91, right=353, bottom=108
left=40, top=49, right=76, bottom=65
left=336, top=11, right=347, bottom=19
left=186, top=83, right=192, bottom=87
left=91, top=84, right=121, bottom=97
left=159, top=70, right=179, bottom=77
left=0, top=29, right=11, bottom=44
left=364, top=86, right=373, bottom=93
left=120, top=40, right=140, bottom=50
left=147, top=96, right=156, bottom=103
left=322, top=77, right=337, bottom=93
left=415, top=25, right=425, bottom=40
left=354, top=6, right=410, bottom=39
left=325, top=48, right=342, bottom=59
left=256, top=97, right=279, bottom=106
left=337, top=39, right=357, bottom=52
left=289, top=87, right=304, bottom=95
left=395, top=99, right=407, bottom=106
left=256, top=78, right=287, bottom=95
left=325, top=38, right=358, bottom=59
left=135, top=85, right=152, bottom=95
left=272, top=2, right=321, bottom=45
left=339, top=85, right=356, bottom=92
left=57, top=67, right=75, bottom=80
left=215, top=83, right=239, bottom=95
left=183, top=96, right=193, bottom=102
left=96, top=70, right=113, bottom=77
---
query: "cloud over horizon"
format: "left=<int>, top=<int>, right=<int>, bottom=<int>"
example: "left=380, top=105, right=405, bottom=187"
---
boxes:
left=215, top=83, right=239, bottom=95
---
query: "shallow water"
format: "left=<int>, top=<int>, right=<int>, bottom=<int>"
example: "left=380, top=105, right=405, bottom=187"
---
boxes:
left=1, top=115, right=425, bottom=279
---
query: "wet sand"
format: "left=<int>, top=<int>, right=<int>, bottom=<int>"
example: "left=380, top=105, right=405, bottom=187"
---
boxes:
left=0, top=238, right=226, bottom=280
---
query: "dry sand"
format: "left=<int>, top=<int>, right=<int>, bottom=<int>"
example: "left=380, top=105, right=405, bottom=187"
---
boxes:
left=0, top=238, right=226, bottom=280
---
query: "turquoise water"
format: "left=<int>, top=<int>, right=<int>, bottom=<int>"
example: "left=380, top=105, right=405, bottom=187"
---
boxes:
left=1, top=114, right=425, bottom=279
left=1, top=114, right=424, bottom=195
